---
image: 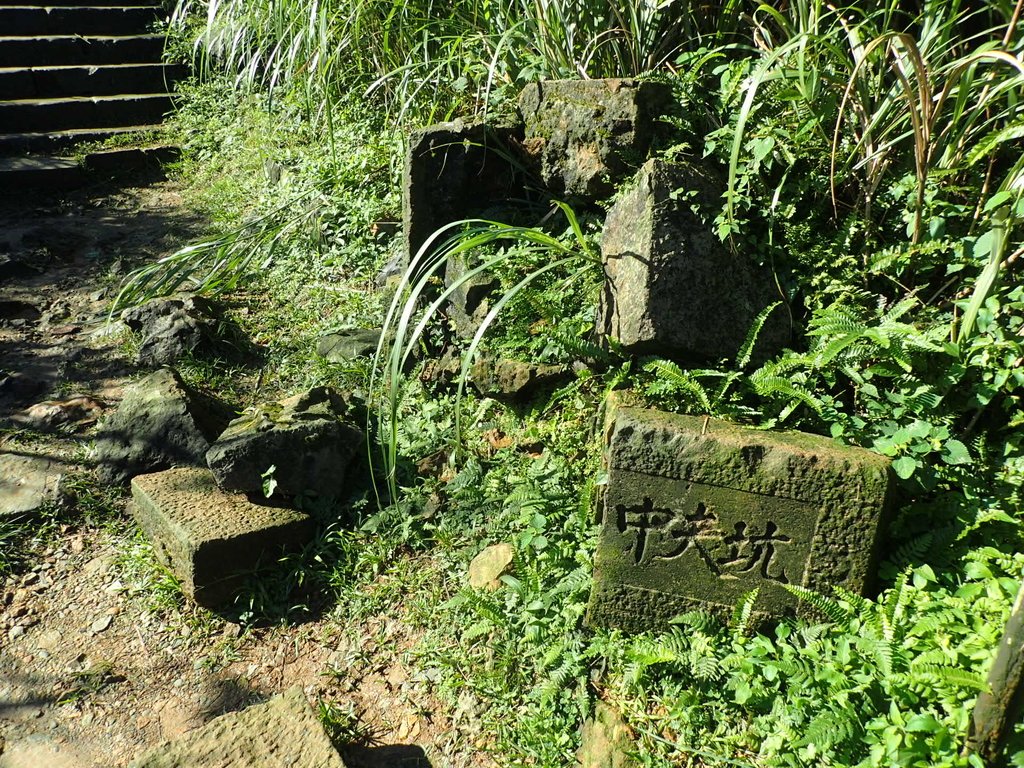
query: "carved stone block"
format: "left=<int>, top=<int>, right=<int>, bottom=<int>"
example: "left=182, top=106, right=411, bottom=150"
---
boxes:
left=587, top=406, right=892, bottom=630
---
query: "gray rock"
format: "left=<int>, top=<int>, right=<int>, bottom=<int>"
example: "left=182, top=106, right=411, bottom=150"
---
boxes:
left=130, top=686, right=345, bottom=767
left=470, top=357, right=569, bottom=400
left=403, top=119, right=526, bottom=264
left=121, top=294, right=227, bottom=368
left=92, top=368, right=233, bottom=484
left=316, top=328, right=382, bottom=364
left=587, top=401, right=893, bottom=631
left=206, top=387, right=362, bottom=500
left=444, top=252, right=499, bottom=339
left=518, top=79, right=672, bottom=199
left=597, top=159, right=789, bottom=362
left=131, top=468, right=314, bottom=606
left=0, top=453, right=70, bottom=519
left=578, top=702, right=639, bottom=768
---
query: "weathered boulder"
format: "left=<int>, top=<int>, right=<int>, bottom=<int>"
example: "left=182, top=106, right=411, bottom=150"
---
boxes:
left=468, top=543, right=515, bottom=590
left=597, top=159, right=789, bottom=363
left=587, top=404, right=892, bottom=630
left=121, top=294, right=228, bottom=368
left=518, top=79, right=672, bottom=199
left=0, top=453, right=70, bottom=519
left=470, top=357, right=569, bottom=400
left=92, top=368, right=233, bottom=484
left=578, top=702, right=639, bottom=768
left=316, top=328, right=382, bottom=364
left=130, top=687, right=346, bottom=767
left=131, top=468, right=314, bottom=607
left=206, top=387, right=362, bottom=500
left=403, top=119, right=526, bottom=263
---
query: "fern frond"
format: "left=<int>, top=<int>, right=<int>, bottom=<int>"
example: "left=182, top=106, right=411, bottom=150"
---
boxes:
left=784, top=584, right=852, bottom=622
left=735, top=302, right=782, bottom=369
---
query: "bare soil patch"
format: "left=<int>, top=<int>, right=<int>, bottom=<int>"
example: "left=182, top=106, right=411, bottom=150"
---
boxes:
left=0, top=178, right=491, bottom=768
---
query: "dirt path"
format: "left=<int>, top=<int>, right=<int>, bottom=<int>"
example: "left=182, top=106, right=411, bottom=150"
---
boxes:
left=0, top=177, right=490, bottom=768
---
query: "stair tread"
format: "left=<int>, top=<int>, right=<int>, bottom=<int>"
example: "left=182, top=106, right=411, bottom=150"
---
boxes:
left=0, top=62, right=173, bottom=71
left=0, top=33, right=163, bottom=40
left=1, top=92, right=172, bottom=105
left=0, top=123, right=163, bottom=140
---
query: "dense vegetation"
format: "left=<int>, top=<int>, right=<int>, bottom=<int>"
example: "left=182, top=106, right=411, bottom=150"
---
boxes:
left=118, top=0, right=1024, bottom=765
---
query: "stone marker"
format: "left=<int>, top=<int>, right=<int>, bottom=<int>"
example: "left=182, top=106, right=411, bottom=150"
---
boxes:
left=587, top=405, right=892, bottom=630
left=577, top=701, right=639, bottom=768
left=518, top=79, right=672, bottom=199
left=206, top=386, right=362, bottom=500
left=92, top=367, right=233, bottom=484
left=0, top=453, right=69, bottom=519
left=403, top=119, right=525, bottom=263
left=131, top=467, right=313, bottom=606
left=130, top=687, right=347, bottom=768
left=596, top=159, right=789, bottom=362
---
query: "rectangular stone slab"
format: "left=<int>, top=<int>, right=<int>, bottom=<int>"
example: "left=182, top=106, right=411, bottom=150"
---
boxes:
left=131, top=467, right=313, bottom=606
left=130, top=687, right=348, bottom=767
left=587, top=407, right=892, bottom=630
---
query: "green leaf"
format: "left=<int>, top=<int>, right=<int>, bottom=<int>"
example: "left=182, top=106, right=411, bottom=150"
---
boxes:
left=905, top=714, right=942, bottom=733
left=892, top=456, right=918, bottom=479
left=941, top=439, right=971, bottom=465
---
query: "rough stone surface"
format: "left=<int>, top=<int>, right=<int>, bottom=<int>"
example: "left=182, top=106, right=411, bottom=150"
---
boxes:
left=130, top=687, right=346, bottom=767
left=587, top=405, right=892, bottom=630
left=0, top=453, right=70, bottom=519
left=444, top=253, right=500, bottom=339
left=470, top=357, right=569, bottom=400
left=403, top=119, right=526, bottom=263
left=131, top=468, right=314, bottom=606
left=596, top=158, right=789, bottom=362
left=316, top=328, right=382, bottom=363
left=121, top=294, right=227, bottom=368
left=206, top=386, right=362, bottom=499
left=468, top=543, right=515, bottom=590
left=518, top=79, right=672, bottom=199
left=577, top=702, right=639, bottom=768
left=92, top=368, right=233, bottom=484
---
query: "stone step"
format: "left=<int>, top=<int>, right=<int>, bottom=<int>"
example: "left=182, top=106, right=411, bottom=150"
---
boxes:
left=0, top=63, right=185, bottom=101
left=0, top=93, right=173, bottom=133
left=130, top=468, right=314, bottom=607
left=0, top=5, right=161, bottom=36
left=0, top=0, right=157, bottom=6
left=0, top=34, right=164, bottom=68
left=0, top=144, right=177, bottom=191
left=0, top=123, right=162, bottom=154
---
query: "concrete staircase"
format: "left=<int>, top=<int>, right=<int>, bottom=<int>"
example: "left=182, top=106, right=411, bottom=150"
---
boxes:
left=0, top=0, right=184, bottom=186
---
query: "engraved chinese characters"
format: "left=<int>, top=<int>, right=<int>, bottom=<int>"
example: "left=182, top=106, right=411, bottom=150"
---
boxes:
left=587, top=406, right=893, bottom=631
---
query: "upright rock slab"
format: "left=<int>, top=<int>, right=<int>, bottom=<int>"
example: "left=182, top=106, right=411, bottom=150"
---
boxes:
left=92, top=368, right=233, bottom=484
left=403, top=119, right=525, bottom=263
left=518, top=79, right=671, bottom=199
left=130, top=687, right=347, bottom=767
left=587, top=406, right=892, bottom=630
left=206, top=387, right=362, bottom=500
left=131, top=468, right=313, bottom=606
left=597, top=159, right=789, bottom=362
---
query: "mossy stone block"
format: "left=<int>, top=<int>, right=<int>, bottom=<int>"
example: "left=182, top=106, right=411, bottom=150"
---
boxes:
left=131, top=468, right=313, bottom=606
left=587, top=407, right=892, bottom=630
